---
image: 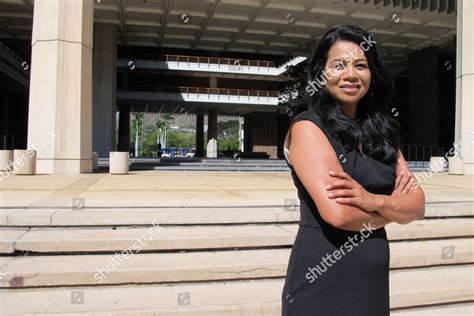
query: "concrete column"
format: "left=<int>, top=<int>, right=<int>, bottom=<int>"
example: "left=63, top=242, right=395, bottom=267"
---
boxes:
left=455, top=0, right=474, bottom=174
left=408, top=46, right=439, bottom=146
left=27, top=0, right=93, bottom=173
left=117, top=105, right=130, bottom=152
left=195, top=113, right=204, bottom=157
left=206, top=109, right=217, bottom=158
left=93, top=23, right=117, bottom=158
left=210, top=76, right=217, bottom=88
left=250, top=112, right=278, bottom=158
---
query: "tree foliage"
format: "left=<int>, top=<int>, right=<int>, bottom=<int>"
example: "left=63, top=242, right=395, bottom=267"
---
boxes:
left=278, top=59, right=309, bottom=115
left=217, top=120, right=240, bottom=152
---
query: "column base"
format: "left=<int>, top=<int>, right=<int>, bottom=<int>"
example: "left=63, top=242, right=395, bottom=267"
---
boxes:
left=464, top=163, right=474, bottom=175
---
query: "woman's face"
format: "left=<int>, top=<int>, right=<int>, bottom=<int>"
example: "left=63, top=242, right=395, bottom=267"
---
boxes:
left=324, top=40, right=371, bottom=109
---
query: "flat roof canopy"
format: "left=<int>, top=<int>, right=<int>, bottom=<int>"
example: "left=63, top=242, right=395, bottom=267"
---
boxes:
left=0, top=0, right=456, bottom=66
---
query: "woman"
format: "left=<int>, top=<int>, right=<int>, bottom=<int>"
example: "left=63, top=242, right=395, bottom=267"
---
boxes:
left=281, top=25, right=425, bottom=315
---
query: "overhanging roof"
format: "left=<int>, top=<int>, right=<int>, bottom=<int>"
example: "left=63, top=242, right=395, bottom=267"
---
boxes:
left=0, top=0, right=457, bottom=66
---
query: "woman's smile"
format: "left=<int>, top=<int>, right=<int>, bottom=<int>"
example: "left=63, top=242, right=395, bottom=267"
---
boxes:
left=339, top=83, right=361, bottom=95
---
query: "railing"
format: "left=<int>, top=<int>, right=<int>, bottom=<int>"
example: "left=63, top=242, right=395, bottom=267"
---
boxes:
left=164, top=54, right=276, bottom=71
left=117, top=55, right=307, bottom=76
left=400, top=143, right=447, bottom=168
left=117, top=87, right=280, bottom=105
left=177, top=86, right=279, bottom=99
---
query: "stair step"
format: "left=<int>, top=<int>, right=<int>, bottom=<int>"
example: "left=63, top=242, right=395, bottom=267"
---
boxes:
left=2, top=224, right=297, bottom=253
left=133, top=162, right=289, bottom=167
left=385, top=218, right=474, bottom=240
left=130, top=166, right=291, bottom=171
left=1, top=202, right=472, bottom=226
left=392, top=302, right=474, bottom=315
left=99, top=158, right=292, bottom=171
left=425, top=201, right=474, bottom=217
left=0, top=207, right=296, bottom=226
left=2, top=219, right=473, bottom=254
left=1, top=238, right=472, bottom=288
left=1, top=265, right=473, bottom=315
left=100, top=158, right=288, bottom=164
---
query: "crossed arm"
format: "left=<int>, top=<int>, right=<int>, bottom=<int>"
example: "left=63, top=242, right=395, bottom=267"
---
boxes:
left=287, top=121, right=425, bottom=232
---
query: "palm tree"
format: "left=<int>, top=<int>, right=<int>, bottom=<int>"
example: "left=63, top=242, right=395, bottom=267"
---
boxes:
left=155, top=113, right=174, bottom=149
left=132, top=112, right=145, bottom=157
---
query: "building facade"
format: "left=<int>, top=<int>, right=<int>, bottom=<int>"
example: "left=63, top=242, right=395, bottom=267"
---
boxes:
left=0, top=0, right=472, bottom=174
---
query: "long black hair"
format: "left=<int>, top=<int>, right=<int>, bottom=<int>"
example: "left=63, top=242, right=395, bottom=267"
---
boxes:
left=305, top=25, right=400, bottom=166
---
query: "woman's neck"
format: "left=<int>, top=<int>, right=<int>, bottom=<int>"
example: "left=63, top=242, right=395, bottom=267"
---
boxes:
left=340, top=103, right=357, bottom=120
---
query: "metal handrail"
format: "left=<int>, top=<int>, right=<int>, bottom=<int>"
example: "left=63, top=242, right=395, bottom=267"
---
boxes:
left=400, top=143, right=447, bottom=168
left=165, top=54, right=274, bottom=71
left=176, top=86, right=279, bottom=98
left=164, top=54, right=275, bottom=64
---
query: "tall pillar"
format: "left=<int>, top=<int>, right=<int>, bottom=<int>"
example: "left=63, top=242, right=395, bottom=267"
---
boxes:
left=117, top=105, right=130, bottom=152
left=455, top=0, right=474, bottom=174
left=250, top=112, right=278, bottom=158
left=93, top=23, right=117, bottom=158
left=408, top=46, right=439, bottom=146
left=27, top=0, right=93, bottom=173
left=195, top=113, right=204, bottom=157
left=206, top=109, right=217, bottom=158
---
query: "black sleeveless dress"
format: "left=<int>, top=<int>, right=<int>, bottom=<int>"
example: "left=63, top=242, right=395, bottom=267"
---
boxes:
left=281, top=110, right=397, bottom=315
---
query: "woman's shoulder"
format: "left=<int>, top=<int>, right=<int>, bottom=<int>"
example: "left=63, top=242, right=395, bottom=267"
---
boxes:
left=290, top=110, right=343, bottom=151
left=291, top=109, right=325, bottom=129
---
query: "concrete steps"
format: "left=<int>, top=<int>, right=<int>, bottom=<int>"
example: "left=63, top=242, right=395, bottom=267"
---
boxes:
left=391, top=302, right=474, bottom=315
left=1, top=201, right=472, bottom=226
left=99, top=157, right=291, bottom=172
left=96, top=158, right=430, bottom=172
left=0, top=200, right=472, bottom=314
left=0, top=219, right=473, bottom=254
left=1, top=265, right=472, bottom=315
left=0, top=238, right=472, bottom=288
left=131, top=166, right=291, bottom=171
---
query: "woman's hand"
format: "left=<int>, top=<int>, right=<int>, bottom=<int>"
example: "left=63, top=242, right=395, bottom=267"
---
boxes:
left=392, top=171, right=416, bottom=196
left=325, top=170, right=381, bottom=212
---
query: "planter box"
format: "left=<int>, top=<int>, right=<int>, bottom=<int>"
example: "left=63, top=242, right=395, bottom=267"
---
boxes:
left=429, top=156, right=447, bottom=173
left=13, top=150, right=36, bottom=175
left=110, top=151, right=129, bottom=174
left=448, top=156, right=464, bottom=175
